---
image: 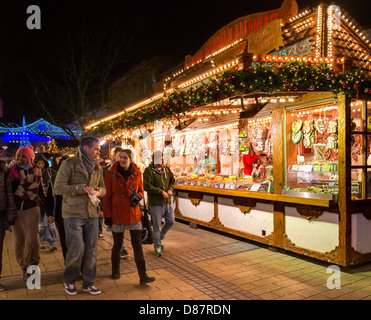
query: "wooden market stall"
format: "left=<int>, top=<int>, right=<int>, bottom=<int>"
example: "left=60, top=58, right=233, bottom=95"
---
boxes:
left=86, top=0, right=371, bottom=266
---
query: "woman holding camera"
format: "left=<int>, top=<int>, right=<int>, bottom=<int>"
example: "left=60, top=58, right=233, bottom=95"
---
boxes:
left=103, top=149, right=155, bottom=285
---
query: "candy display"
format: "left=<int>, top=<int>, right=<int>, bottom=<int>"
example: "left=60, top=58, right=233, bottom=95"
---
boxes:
left=291, top=120, right=303, bottom=134
left=315, top=118, right=328, bottom=134
left=292, top=131, right=303, bottom=144
left=286, top=105, right=340, bottom=199
left=313, top=143, right=325, bottom=160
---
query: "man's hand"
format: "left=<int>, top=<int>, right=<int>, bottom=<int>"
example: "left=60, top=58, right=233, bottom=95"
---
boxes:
left=48, top=216, right=55, bottom=223
left=167, top=190, right=173, bottom=196
left=162, top=191, right=169, bottom=199
left=84, top=186, right=95, bottom=195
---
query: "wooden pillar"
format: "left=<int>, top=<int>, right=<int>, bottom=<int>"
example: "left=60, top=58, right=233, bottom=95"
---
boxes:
left=337, top=94, right=352, bottom=266
left=272, top=106, right=285, bottom=194
left=271, top=106, right=286, bottom=248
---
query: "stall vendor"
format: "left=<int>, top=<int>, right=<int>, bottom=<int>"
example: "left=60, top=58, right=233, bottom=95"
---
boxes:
left=194, top=150, right=216, bottom=175
left=242, top=144, right=259, bottom=176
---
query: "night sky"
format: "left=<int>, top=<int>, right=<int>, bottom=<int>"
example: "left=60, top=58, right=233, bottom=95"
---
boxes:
left=0, top=0, right=370, bottom=125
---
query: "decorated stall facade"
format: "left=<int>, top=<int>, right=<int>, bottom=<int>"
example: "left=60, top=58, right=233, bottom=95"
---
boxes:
left=86, top=0, right=371, bottom=266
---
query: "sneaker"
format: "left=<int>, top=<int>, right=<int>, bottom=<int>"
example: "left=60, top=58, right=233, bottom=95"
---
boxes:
left=82, top=285, right=101, bottom=295
left=40, top=241, right=47, bottom=249
left=160, top=242, right=164, bottom=250
left=120, top=249, right=129, bottom=259
left=140, top=274, right=156, bottom=285
left=64, top=283, right=77, bottom=296
left=98, top=234, right=105, bottom=240
left=154, top=247, right=162, bottom=257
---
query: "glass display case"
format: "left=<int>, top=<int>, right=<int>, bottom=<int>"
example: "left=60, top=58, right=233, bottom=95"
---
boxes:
left=284, top=103, right=339, bottom=200
left=350, top=99, right=371, bottom=199
left=168, top=117, right=273, bottom=192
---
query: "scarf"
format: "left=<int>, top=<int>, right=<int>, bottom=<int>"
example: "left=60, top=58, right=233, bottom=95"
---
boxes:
left=117, top=163, right=134, bottom=182
left=149, top=163, right=167, bottom=178
left=12, top=163, right=42, bottom=201
left=80, top=146, right=96, bottom=176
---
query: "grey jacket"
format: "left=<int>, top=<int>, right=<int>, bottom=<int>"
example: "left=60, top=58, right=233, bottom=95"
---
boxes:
left=54, top=148, right=106, bottom=219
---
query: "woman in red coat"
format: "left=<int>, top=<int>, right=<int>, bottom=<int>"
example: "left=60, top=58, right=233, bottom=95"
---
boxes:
left=103, top=149, right=155, bottom=284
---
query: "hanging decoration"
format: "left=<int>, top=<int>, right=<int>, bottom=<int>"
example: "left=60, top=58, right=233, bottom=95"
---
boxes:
left=86, top=61, right=371, bottom=138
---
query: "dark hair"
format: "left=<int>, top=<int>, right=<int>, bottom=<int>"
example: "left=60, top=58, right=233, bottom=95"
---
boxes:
left=120, top=149, right=132, bottom=161
left=57, top=155, right=70, bottom=170
left=80, top=136, right=100, bottom=148
left=113, top=146, right=124, bottom=155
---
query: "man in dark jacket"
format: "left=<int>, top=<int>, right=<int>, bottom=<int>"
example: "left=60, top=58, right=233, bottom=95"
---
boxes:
left=54, top=136, right=106, bottom=296
left=143, top=151, right=175, bottom=257
left=0, top=156, right=16, bottom=291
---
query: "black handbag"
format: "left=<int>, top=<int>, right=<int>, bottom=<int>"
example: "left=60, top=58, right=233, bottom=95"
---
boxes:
left=141, top=197, right=153, bottom=245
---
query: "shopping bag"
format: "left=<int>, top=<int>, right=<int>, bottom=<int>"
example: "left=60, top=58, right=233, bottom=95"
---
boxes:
left=141, top=198, right=153, bottom=245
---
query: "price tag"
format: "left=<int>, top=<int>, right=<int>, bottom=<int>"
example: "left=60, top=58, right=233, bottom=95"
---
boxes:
left=250, top=184, right=261, bottom=191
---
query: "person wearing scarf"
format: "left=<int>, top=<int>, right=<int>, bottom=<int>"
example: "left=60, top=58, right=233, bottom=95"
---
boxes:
left=143, top=151, right=175, bottom=257
left=54, top=136, right=106, bottom=296
left=9, top=145, right=42, bottom=281
left=103, top=149, right=155, bottom=284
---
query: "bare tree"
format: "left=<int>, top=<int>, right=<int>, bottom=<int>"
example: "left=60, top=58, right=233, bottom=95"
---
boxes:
left=27, top=3, right=146, bottom=138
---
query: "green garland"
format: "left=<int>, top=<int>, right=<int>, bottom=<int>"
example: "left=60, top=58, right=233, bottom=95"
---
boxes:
left=87, top=61, right=371, bottom=137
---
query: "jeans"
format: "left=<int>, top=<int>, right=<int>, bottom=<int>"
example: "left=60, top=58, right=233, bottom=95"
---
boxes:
left=63, top=217, right=98, bottom=287
left=38, top=206, right=57, bottom=245
left=150, top=204, right=174, bottom=249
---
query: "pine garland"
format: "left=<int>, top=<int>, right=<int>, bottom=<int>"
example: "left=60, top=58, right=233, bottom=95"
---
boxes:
left=86, top=61, right=371, bottom=137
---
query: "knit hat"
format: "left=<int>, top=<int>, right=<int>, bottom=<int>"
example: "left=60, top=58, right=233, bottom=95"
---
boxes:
left=15, top=145, right=35, bottom=164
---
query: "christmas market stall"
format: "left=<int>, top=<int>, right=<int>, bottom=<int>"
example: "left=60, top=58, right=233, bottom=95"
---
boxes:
left=86, top=0, right=371, bottom=266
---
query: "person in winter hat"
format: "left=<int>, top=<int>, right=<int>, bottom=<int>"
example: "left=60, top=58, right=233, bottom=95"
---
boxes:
left=10, top=145, right=42, bottom=281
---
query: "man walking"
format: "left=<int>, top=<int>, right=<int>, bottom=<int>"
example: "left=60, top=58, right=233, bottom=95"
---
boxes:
left=54, top=136, right=105, bottom=295
left=143, top=151, right=175, bottom=257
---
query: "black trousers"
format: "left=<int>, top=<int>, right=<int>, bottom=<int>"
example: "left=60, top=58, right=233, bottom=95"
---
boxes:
left=0, top=212, right=6, bottom=276
left=111, top=230, right=146, bottom=277
left=55, top=216, right=67, bottom=263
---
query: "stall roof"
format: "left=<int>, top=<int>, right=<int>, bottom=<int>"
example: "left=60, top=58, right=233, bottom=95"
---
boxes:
left=85, top=1, right=371, bottom=135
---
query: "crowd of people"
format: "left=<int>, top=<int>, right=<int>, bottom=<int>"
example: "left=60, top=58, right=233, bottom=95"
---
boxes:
left=0, top=137, right=175, bottom=295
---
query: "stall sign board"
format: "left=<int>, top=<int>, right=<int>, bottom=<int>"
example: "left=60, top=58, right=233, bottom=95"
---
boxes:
left=184, top=0, right=298, bottom=68
left=247, top=19, right=284, bottom=55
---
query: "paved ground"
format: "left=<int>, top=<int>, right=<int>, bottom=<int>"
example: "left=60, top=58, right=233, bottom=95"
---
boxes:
left=1, top=219, right=371, bottom=301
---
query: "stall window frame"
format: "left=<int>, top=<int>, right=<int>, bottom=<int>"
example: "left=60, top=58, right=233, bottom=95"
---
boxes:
left=349, top=96, right=371, bottom=200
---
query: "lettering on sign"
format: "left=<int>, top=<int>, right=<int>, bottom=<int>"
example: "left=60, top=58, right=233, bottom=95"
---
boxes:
left=185, top=0, right=298, bottom=68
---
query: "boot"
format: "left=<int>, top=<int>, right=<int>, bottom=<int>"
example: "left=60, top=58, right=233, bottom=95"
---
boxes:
left=137, top=259, right=155, bottom=285
left=140, top=274, right=155, bottom=285
left=111, top=255, right=120, bottom=279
